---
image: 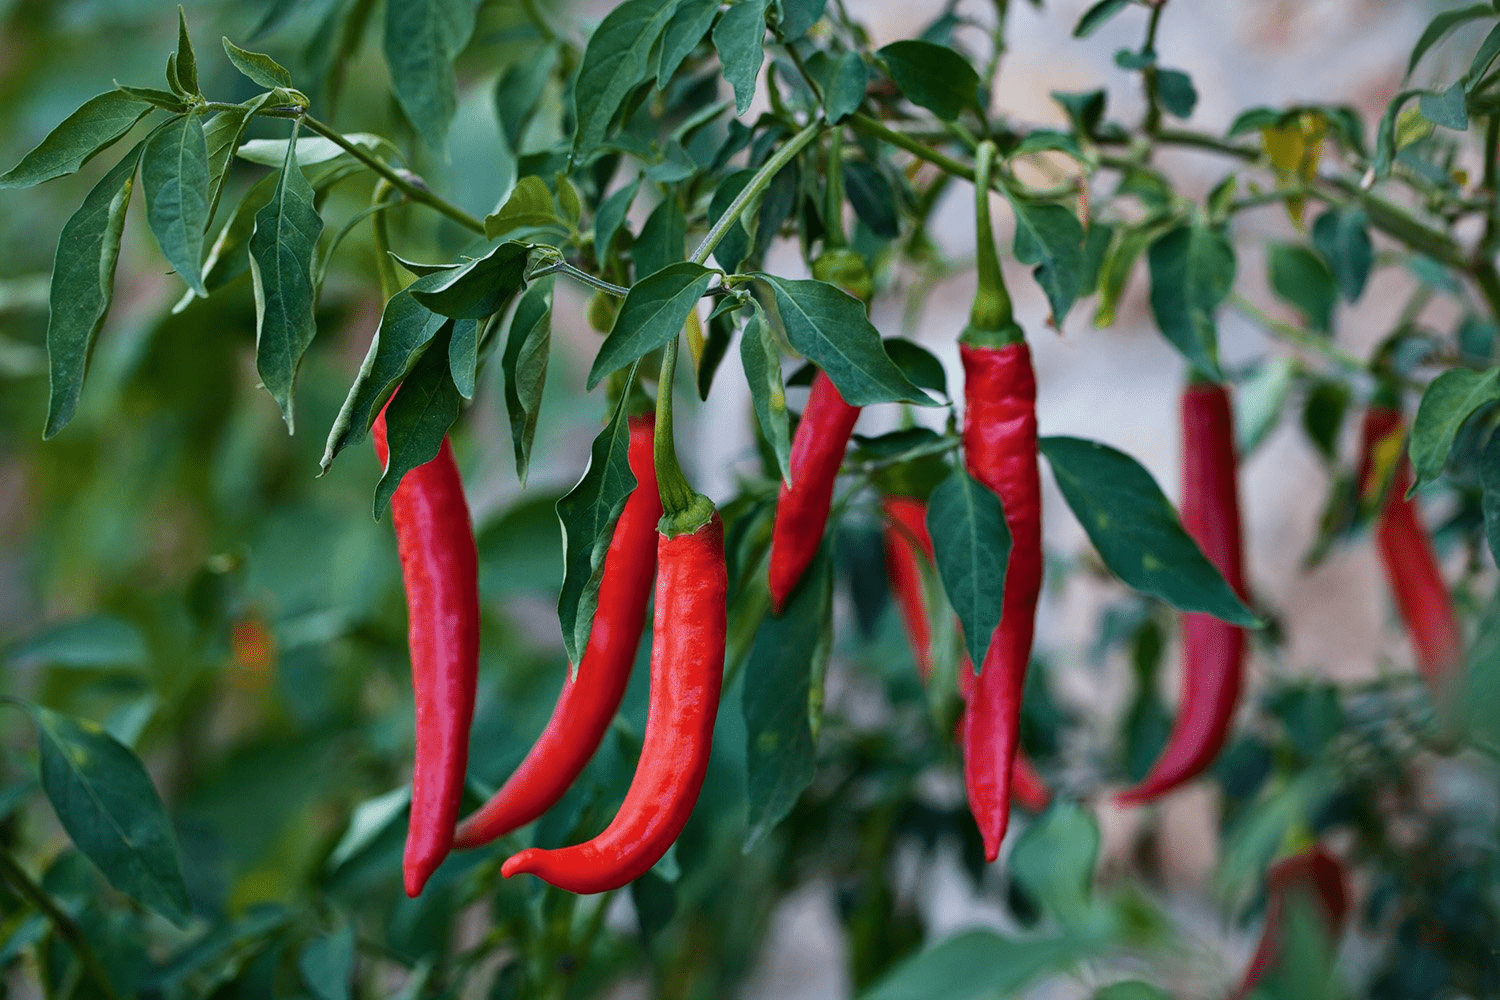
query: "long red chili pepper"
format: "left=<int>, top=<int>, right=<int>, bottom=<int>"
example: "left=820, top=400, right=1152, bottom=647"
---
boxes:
left=453, top=414, right=661, bottom=849
left=1118, top=382, right=1248, bottom=805
left=373, top=404, right=480, bottom=898
left=501, top=514, right=727, bottom=894
left=956, top=142, right=1045, bottom=860
left=768, top=371, right=861, bottom=614
left=1229, top=845, right=1350, bottom=1000
left=1358, top=406, right=1462, bottom=688
left=881, top=495, right=1050, bottom=814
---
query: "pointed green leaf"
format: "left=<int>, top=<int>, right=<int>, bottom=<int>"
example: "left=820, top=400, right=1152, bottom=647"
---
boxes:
left=635, top=196, right=687, bottom=278
left=556, top=381, right=639, bottom=663
left=859, top=930, right=1090, bottom=1000
left=299, top=926, right=355, bottom=1000
left=384, top=0, right=479, bottom=150
left=1481, top=433, right=1500, bottom=569
left=1408, top=367, right=1500, bottom=490
left=1147, top=222, right=1234, bottom=381
left=656, top=0, right=719, bottom=88
left=1310, top=207, right=1373, bottom=302
left=927, top=466, right=1011, bottom=673
left=174, top=7, right=200, bottom=95
left=203, top=95, right=270, bottom=222
left=588, top=262, right=715, bottom=388
left=249, top=131, right=325, bottom=430
left=409, top=241, right=529, bottom=318
left=1268, top=243, right=1337, bottom=333
left=448, top=318, right=478, bottom=398
left=742, top=306, right=793, bottom=484
left=142, top=112, right=212, bottom=295
left=713, top=0, right=770, bottom=115
left=1157, top=68, right=1197, bottom=119
left=1408, top=3, right=1494, bottom=76
left=1006, top=192, right=1087, bottom=322
left=1074, top=0, right=1134, bottom=37
left=572, top=0, right=680, bottom=158
left=1041, top=436, right=1258, bottom=625
left=0, top=91, right=149, bottom=189
left=374, top=325, right=464, bottom=518
left=483, top=176, right=561, bottom=240
left=1419, top=81, right=1469, bottom=131
left=1009, top=803, right=1100, bottom=929
left=876, top=40, right=980, bottom=122
left=25, top=704, right=191, bottom=926
left=223, top=38, right=294, bottom=89
left=594, top=174, right=641, bottom=258
left=43, top=145, right=142, bottom=439
left=755, top=274, right=933, bottom=405
left=503, top=277, right=553, bottom=483
left=814, top=49, right=869, bottom=123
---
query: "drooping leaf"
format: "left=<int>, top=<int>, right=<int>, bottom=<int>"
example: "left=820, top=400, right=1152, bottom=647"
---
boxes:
left=713, top=0, right=771, bottom=115
left=556, top=380, right=639, bottom=664
left=408, top=241, right=529, bottom=319
left=249, top=129, right=326, bottom=430
left=656, top=0, right=719, bottom=89
left=449, top=318, right=479, bottom=398
left=203, top=95, right=270, bottom=222
left=141, top=112, right=212, bottom=295
left=1268, top=243, right=1337, bottom=333
left=1040, top=436, right=1259, bottom=626
left=222, top=37, right=295, bottom=89
left=587, top=263, right=715, bottom=389
left=384, top=0, right=479, bottom=150
left=299, top=926, right=356, bottom=1000
left=1408, top=367, right=1500, bottom=490
left=1310, top=207, right=1373, bottom=302
left=1006, top=192, right=1087, bottom=323
left=877, top=40, right=980, bottom=122
left=1147, top=222, right=1235, bottom=381
left=373, top=325, right=464, bottom=518
left=0, top=91, right=149, bottom=189
left=572, top=0, right=680, bottom=158
left=25, top=704, right=191, bottom=926
left=43, top=144, right=142, bottom=439
left=742, top=306, right=792, bottom=483
left=484, top=175, right=562, bottom=240
left=754, top=274, right=932, bottom=405
left=858, top=929, right=1091, bottom=1000
left=927, top=466, right=1011, bottom=673
left=813, top=49, right=869, bottom=123
left=594, top=175, right=642, bottom=258
left=502, top=277, right=553, bottom=483
left=495, top=46, right=558, bottom=152
left=1073, top=0, right=1134, bottom=38
left=1407, top=2, right=1495, bottom=76
left=236, top=132, right=392, bottom=167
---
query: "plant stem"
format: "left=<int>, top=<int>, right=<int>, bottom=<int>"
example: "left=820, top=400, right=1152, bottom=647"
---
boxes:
left=653, top=339, right=695, bottom=518
left=824, top=127, right=846, bottom=249
left=849, top=113, right=977, bottom=182
left=526, top=261, right=630, bottom=297
left=690, top=119, right=823, bottom=266
left=0, top=851, right=122, bottom=1000
left=371, top=179, right=399, bottom=300
left=1140, top=0, right=1167, bottom=138
left=1228, top=292, right=1370, bottom=375
left=299, top=115, right=487, bottom=235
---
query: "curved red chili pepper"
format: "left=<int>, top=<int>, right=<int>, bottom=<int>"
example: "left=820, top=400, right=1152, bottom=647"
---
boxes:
left=1229, top=845, right=1349, bottom=1000
left=1118, top=382, right=1247, bottom=805
left=1358, top=407, right=1462, bottom=687
left=373, top=405, right=480, bottom=898
left=501, top=514, right=727, bottom=894
left=769, top=371, right=861, bottom=614
left=959, top=341, right=1044, bottom=860
left=882, top=495, right=1051, bottom=814
left=454, top=415, right=662, bottom=849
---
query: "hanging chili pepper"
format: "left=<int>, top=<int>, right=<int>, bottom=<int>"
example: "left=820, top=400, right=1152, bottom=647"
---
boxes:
left=768, top=371, right=861, bottom=614
left=374, top=403, right=480, bottom=898
left=1229, top=845, right=1350, bottom=1000
left=1358, top=405, right=1462, bottom=688
left=882, top=495, right=1051, bottom=814
left=1118, top=380, right=1248, bottom=805
left=503, top=338, right=726, bottom=894
left=454, top=413, right=661, bottom=849
left=956, top=142, right=1044, bottom=860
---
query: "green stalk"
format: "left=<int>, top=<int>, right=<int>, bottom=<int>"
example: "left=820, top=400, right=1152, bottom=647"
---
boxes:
left=964, top=142, right=1022, bottom=346
left=0, top=851, right=122, bottom=1000
left=371, top=178, right=399, bottom=300
left=690, top=119, right=823, bottom=266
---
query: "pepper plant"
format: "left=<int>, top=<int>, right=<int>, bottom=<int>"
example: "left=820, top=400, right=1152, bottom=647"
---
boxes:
left=1, top=0, right=1500, bottom=997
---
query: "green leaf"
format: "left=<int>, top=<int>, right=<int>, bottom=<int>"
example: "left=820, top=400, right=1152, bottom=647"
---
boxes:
left=742, top=306, right=793, bottom=484
left=1236, top=356, right=1296, bottom=457
left=249, top=131, right=325, bottom=431
left=1268, top=243, right=1337, bottom=333
left=495, top=47, right=557, bottom=151
left=236, top=132, right=391, bottom=167
left=714, top=0, right=770, bottom=115
left=1009, top=803, right=1100, bottom=929
left=815, top=49, right=869, bottom=123
left=327, top=786, right=409, bottom=871
left=572, top=0, right=679, bottom=158
left=1006, top=192, right=1087, bottom=323
left=321, top=274, right=450, bottom=472
left=1094, top=984, right=1172, bottom=1000
left=635, top=196, right=687, bottom=278
left=1147, top=222, right=1234, bottom=381
left=484, top=175, right=562, bottom=240
left=555, top=382, right=639, bottom=664
left=1310, top=207, right=1373, bottom=302
left=222, top=37, right=294, bottom=89
left=203, top=95, right=269, bottom=222
left=116, top=84, right=191, bottom=111
left=928, top=465, right=1011, bottom=673
left=1040, top=436, right=1259, bottom=626
left=1469, top=22, right=1500, bottom=89
left=1482, top=433, right=1500, bottom=569
left=174, top=7, right=200, bottom=95
left=7, top=616, right=147, bottom=670
left=754, top=274, right=932, bottom=405
left=594, top=175, right=642, bottom=258
left=374, top=325, right=464, bottom=518
left=384, top=0, right=479, bottom=150
left=0, top=91, right=149, bottom=189
left=1157, top=68, right=1197, bottom=119
left=449, top=318, right=478, bottom=398
left=775, top=0, right=826, bottom=39
left=141, top=112, right=212, bottom=296
left=588, top=263, right=715, bottom=389
left=502, top=277, right=553, bottom=484
left=1372, top=89, right=1424, bottom=177
left=43, top=144, right=141, bottom=439
left=1419, top=81, right=1469, bottom=131
left=25, top=704, right=191, bottom=926
left=299, top=926, right=355, bottom=1000
left=843, top=160, right=900, bottom=239
left=409, top=242, right=529, bottom=319
left=877, top=40, right=980, bottom=122
left=657, top=0, right=719, bottom=88
left=1408, top=367, right=1500, bottom=490
left=1074, top=0, right=1134, bottom=38
left=1408, top=2, right=1495, bottom=76
left=743, top=547, right=831, bottom=850
left=858, top=930, right=1090, bottom=1000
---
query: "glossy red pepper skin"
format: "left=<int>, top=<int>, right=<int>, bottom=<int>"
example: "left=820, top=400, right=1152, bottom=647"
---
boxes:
left=882, top=495, right=1051, bottom=814
left=502, top=515, right=727, bottom=894
left=1230, top=845, right=1350, bottom=1000
left=769, top=372, right=861, bottom=614
left=1359, top=407, right=1462, bottom=687
left=373, top=407, right=480, bottom=898
left=1118, top=383, right=1247, bottom=805
left=454, top=416, right=662, bottom=849
left=959, top=342, right=1044, bottom=860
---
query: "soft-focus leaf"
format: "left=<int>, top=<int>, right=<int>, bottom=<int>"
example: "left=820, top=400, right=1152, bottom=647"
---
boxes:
left=927, top=466, right=1011, bottom=673
left=384, top=0, right=479, bottom=150
left=1147, top=223, right=1234, bottom=381
left=859, top=929, right=1091, bottom=1000
left=1311, top=207, right=1373, bottom=302
left=1074, top=0, right=1134, bottom=38
left=502, top=277, right=553, bottom=483
left=1007, top=193, right=1087, bottom=323
left=299, top=926, right=355, bottom=1000
left=877, top=40, right=980, bottom=122
left=1268, top=243, right=1337, bottom=333
left=1408, top=367, right=1500, bottom=490
left=8, top=616, right=147, bottom=670
left=0, top=91, right=149, bottom=189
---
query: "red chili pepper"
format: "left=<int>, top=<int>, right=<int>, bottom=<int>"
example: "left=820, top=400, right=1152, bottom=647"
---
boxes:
left=373, top=404, right=480, bottom=898
left=960, top=340, right=1044, bottom=859
left=882, top=495, right=1051, bottom=814
left=1229, top=845, right=1350, bottom=1000
left=1118, top=382, right=1247, bottom=805
left=768, top=371, right=861, bottom=614
left=501, top=514, right=727, bottom=894
left=1358, top=406, right=1462, bottom=687
left=453, top=414, right=661, bottom=849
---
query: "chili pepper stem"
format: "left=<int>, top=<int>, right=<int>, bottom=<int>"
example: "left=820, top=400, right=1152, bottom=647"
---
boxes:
left=654, top=338, right=714, bottom=537
left=964, top=142, right=1024, bottom=348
